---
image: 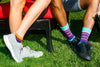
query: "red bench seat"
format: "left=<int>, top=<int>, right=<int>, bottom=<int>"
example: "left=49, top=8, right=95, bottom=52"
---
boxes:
left=0, top=1, right=54, bottom=19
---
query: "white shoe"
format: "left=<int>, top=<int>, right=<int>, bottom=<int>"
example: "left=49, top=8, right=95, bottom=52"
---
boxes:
left=3, top=33, right=23, bottom=63
left=21, top=46, right=43, bottom=58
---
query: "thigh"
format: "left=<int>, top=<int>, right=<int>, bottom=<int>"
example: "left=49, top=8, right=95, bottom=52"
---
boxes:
left=51, top=0, right=63, bottom=8
left=80, top=0, right=99, bottom=10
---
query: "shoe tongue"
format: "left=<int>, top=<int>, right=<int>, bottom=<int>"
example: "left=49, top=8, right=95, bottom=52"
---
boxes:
left=79, top=43, right=87, bottom=53
left=22, top=46, right=30, bottom=52
left=17, top=44, right=23, bottom=50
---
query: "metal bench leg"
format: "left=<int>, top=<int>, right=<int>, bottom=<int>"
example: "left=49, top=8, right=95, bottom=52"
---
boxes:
left=46, top=19, right=54, bottom=52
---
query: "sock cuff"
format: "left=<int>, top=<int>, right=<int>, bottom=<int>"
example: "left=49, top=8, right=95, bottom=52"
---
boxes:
left=60, top=23, right=69, bottom=30
left=15, top=32, right=23, bottom=40
left=82, top=27, right=92, bottom=34
left=68, top=36, right=75, bottom=41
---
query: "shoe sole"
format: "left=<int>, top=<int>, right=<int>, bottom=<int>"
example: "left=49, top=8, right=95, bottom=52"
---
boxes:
left=70, top=45, right=91, bottom=61
left=22, top=52, right=43, bottom=58
left=34, top=52, right=43, bottom=58
left=3, top=35, right=22, bottom=63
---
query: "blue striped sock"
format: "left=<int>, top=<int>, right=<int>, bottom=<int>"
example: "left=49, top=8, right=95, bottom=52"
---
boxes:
left=60, top=23, right=75, bottom=41
left=79, top=27, right=92, bottom=44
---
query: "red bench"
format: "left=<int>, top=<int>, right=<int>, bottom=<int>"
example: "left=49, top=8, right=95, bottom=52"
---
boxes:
left=0, top=0, right=55, bottom=52
left=0, top=0, right=54, bottom=19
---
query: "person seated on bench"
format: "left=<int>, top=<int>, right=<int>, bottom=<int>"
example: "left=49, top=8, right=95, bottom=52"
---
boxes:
left=50, top=0, right=100, bottom=61
left=3, top=0, right=51, bottom=62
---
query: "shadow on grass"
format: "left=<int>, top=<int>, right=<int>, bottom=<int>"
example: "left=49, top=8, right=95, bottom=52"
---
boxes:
left=25, top=30, right=69, bottom=52
left=24, top=19, right=100, bottom=51
left=0, top=32, right=12, bottom=59
left=0, top=46, right=13, bottom=60
left=24, top=30, right=48, bottom=51
left=69, top=20, right=82, bottom=37
left=1, top=19, right=99, bottom=53
left=58, top=19, right=82, bottom=41
left=68, top=20, right=100, bottom=43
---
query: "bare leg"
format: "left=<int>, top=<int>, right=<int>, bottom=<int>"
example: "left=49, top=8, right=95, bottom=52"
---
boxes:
left=77, top=0, right=99, bottom=44
left=16, top=0, right=51, bottom=38
left=50, top=0, right=67, bottom=27
left=4, top=0, right=50, bottom=62
left=80, top=0, right=99, bottom=29
left=3, top=0, right=50, bottom=62
left=50, top=0, right=76, bottom=42
left=9, top=0, right=26, bottom=33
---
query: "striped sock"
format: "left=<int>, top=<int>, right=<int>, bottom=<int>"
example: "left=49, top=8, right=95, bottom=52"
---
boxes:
left=60, top=23, right=75, bottom=41
left=79, top=27, right=92, bottom=44
left=15, top=32, right=23, bottom=43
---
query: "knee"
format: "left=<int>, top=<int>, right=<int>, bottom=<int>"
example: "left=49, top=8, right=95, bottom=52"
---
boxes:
left=10, top=0, right=26, bottom=9
left=90, top=0, right=99, bottom=7
left=45, top=0, right=51, bottom=5
left=51, top=0, right=62, bottom=9
left=37, top=0, right=51, bottom=5
left=92, top=0, right=99, bottom=3
left=35, top=0, right=51, bottom=9
left=44, top=0, right=51, bottom=6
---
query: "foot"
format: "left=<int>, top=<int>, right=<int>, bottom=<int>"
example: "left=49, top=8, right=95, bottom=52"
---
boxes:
left=74, top=42, right=92, bottom=61
left=69, top=37, right=93, bottom=51
left=85, top=42, right=94, bottom=51
left=3, top=33, right=23, bottom=63
left=21, top=46, right=43, bottom=58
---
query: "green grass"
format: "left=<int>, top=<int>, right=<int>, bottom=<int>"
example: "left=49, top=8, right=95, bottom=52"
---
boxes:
left=0, top=0, right=100, bottom=67
left=0, top=0, right=9, bottom=3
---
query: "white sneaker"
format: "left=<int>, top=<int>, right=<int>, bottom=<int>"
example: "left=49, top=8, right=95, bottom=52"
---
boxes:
left=21, top=46, right=43, bottom=58
left=3, top=33, right=23, bottom=63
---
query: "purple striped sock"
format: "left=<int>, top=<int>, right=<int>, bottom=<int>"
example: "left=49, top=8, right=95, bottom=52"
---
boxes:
left=63, top=27, right=75, bottom=41
left=79, top=32, right=90, bottom=43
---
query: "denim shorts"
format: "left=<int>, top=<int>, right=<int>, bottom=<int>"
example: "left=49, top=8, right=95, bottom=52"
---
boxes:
left=62, top=0, right=83, bottom=12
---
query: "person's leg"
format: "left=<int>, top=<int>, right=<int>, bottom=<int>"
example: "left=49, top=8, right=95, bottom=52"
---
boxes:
left=16, top=0, right=51, bottom=38
left=3, top=0, right=51, bottom=62
left=79, top=0, right=99, bottom=44
left=50, top=0, right=91, bottom=60
left=73, top=0, right=99, bottom=60
left=51, top=0, right=75, bottom=42
left=9, top=0, right=43, bottom=59
left=9, top=0, right=25, bottom=33
left=13, top=0, right=51, bottom=58
left=71, top=0, right=99, bottom=61
left=50, top=0, right=99, bottom=61
left=3, top=0, right=26, bottom=63
left=50, top=0, right=67, bottom=27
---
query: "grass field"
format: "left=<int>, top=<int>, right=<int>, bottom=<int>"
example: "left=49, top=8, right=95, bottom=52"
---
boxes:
left=0, top=0, right=100, bottom=67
